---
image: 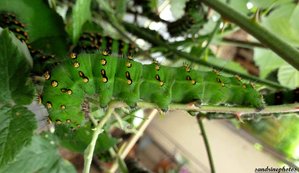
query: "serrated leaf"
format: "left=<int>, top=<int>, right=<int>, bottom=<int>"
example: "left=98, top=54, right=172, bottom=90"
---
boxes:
left=0, top=29, right=34, bottom=105
left=72, top=0, right=92, bottom=43
left=55, top=125, right=117, bottom=153
left=253, top=48, right=286, bottom=78
left=278, top=64, right=299, bottom=89
left=0, top=105, right=37, bottom=167
left=0, top=135, right=76, bottom=173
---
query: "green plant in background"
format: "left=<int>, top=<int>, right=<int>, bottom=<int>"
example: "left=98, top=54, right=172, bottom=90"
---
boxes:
left=0, top=0, right=299, bottom=172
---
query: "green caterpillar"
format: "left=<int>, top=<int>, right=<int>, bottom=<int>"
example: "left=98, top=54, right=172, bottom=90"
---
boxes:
left=0, top=12, right=55, bottom=74
left=263, top=88, right=299, bottom=105
left=167, top=0, right=206, bottom=37
left=42, top=48, right=264, bottom=127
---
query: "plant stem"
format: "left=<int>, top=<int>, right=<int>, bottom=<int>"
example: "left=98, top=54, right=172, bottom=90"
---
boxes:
left=109, top=110, right=157, bottom=172
left=123, top=22, right=287, bottom=89
left=197, top=20, right=221, bottom=59
left=83, top=102, right=115, bottom=173
left=219, top=38, right=265, bottom=48
left=97, top=101, right=299, bottom=120
left=200, top=0, right=299, bottom=71
left=196, top=115, right=215, bottom=173
left=137, top=102, right=299, bottom=118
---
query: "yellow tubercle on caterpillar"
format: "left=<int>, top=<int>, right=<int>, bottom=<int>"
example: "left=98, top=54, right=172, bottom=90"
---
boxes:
left=127, top=55, right=133, bottom=60
left=44, top=71, right=50, bottom=80
left=46, top=101, right=52, bottom=109
left=191, top=79, right=196, bottom=85
left=126, top=61, right=132, bottom=68
left=102, top=77, right=108, bottom=83
left=102, top=50, right=109, bottom=56
left=78, top=71, right=84, bottom=77
left=100, top=69, right=109, bottom=83
left=61, top=88, right=73, bottom=95
left=213, top=69, right=220, bottom=75
left=83, top=77, right=89, bottom=83
left=69, top=52, right=77, bottom=59
left=186, top=75, right=196, bottom=85
left=235, top=75, right=242, bottom=81
left=51, top=80, right=58, bottom=87
left=216, top=77, right=225, bottom=87
left=155, top=74, right=164, bottom=86
left=101, top=58, right=107, bottom=66
left=60, top=105, right=66, bottom=110
left=125, top=71, right=133, bottom=85
left=67, top=89, right=73, bottom=95
left=73, top=61, right=80, bottom=68
left=56, top=120, right=62, bottom=125
left=155, top=64, right=160, bottom=71
left=183, top=63, right=192, bottom=73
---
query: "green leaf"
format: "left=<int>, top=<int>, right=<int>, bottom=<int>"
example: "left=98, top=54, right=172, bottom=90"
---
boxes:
left=250, top=0, right=292, bottom=9
left=115, top=0, right=128, bottom=19
left=72, top=0, right=92, bottom=43
left=221, top=0, right=249, bottom=15
left=55, top=124, right=117, bottom=153
left=253, top=48, right=286, bottom=78
left=0, top=135, right=76, bottom=173
left=0, top=29, right=34, bottom=105
left=278, top=64, right=299, bottom=89
left=0, top=0, right=67, bottom=43
left=261, top=2, right=299, bottom=46
left=0, top=105, right=37, bottom=167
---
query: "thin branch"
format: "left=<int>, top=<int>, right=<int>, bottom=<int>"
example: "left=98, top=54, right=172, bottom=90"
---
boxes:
left=83, top=102, right=119, bottom=173
left=200, top=0, right=299, bottom=71
left=109, top=110, right=158, bottom=173
left=219, top=38, right=265, bottom=48
left=197, top=19, right=222, bottom=58
left=136, top=102, right=299, bottom=117
left=84, top=101, right=299, bottom=120
left=196, top=115, right=215, bottom=173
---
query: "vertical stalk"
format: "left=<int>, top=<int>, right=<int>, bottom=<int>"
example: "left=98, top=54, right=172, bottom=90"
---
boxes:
left=83, top=105, right=115, bottom=173
left=196, top=115, right=215, bottom=173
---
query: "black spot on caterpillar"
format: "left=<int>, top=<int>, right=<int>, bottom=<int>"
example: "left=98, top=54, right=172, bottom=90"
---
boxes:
left=167, top=0, right=207, bottom=37
left=263, top=88, right=299, bottom=105
left=42, top=52, right=265, bottom=127
left=0, top=12, right=55, bottom=74
left=72, top=32, right=137, bottom=57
